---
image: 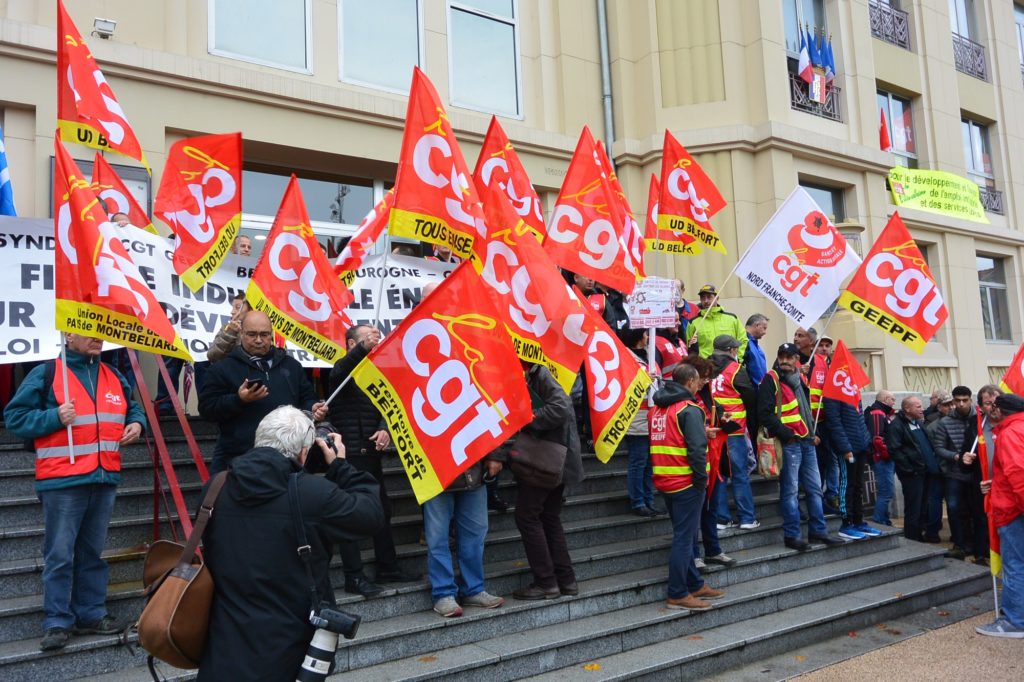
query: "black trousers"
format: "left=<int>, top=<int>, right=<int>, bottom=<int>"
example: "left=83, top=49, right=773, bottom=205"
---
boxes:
left=843, top=451, right=868, bottom=525
left=514, top=482, right=575, bottom=589
left=897, top=470, right=928, bottom=541
left=337, top=454, right=398, bottom=578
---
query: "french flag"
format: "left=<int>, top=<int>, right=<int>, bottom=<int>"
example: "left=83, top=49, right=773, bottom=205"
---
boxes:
left=798, top=30, right=813, bottom=84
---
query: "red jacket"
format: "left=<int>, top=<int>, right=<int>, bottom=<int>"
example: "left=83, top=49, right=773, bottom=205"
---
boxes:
left=991, top=411, right=1024, bottom=528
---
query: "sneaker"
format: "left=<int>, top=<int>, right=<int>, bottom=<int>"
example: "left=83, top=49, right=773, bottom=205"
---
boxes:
left=975, top=618, right=1024, bottom=639
left=433, top=596, right=463, bottom=618
left=460, top=590, right=505, bottom=609
left=694, top=557, right=707, bottom=570
left=716, top=521, right=738, bottom=531
left=739, top=521, right=761, bottom=530
left=838, top=525, right=867, bottom=541
left=705, top=553, right=736, bottom=567
left=73, top=615, right=125, bottom=635
left=513, top=584, right=560, bottom=601
left=39, top=628, right=70, bottom=651
left=854, top=523, right=883, bottom=537
left=692, top=584, right=725, bottom=600
left=666, top=595, right=712, bottom=610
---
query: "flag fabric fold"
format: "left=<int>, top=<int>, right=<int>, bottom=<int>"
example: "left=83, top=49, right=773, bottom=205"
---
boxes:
left=976, top=412, right=1001, bottom=576
left=999, top=341, right=1024, bottom=395
left=798, top=30, right=813, bottom=84
left=656, top=130, right=727, bottom=254
left=595, top=141, right=645, bottom=280
left=246, top=175, right=353, bottom=365
left=91, top=153, right=157, bottom=234
left=473, top=116, right=545, bottom=240
left=643, top=174, right=700, bottom=255
left=880, top=108, right=892, bottom=152
left=154, top=132, right=243, bottom=292
left=334, top=189, right=395, bottom=288
left=821, top=340, right=870, bottom=405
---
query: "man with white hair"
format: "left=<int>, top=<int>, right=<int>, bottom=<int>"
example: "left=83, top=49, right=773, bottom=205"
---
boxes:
left=198, top=406, right=384, bottom=681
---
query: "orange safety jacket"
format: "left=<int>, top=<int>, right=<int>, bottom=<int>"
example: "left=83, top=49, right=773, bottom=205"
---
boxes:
left=649, top=399, right=710, bottom=493
left=766, top=369, right=811, bottom=438
left=34, top=362, right=127, bottom=481
left=808, top=353, right=828, bottom=418
left=711, top=361, right=747, bottom=431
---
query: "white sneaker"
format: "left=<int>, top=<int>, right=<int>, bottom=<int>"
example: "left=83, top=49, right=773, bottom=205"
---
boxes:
left=694, top=557, right=706, bottom=570
left=739, top=521, right=761, bottom=530
left=716, top=521, right=737, bottom=531
left=976, top=618, right=1024, bottom=638
left=433, top=596, right=463, bottom=618
left=460, top=590, right=505, bottom=609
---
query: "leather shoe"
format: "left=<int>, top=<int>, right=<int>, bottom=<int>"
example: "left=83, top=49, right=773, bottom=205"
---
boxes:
left=922, top=535, right=942, bottom=544
left=344, top=576, right=383, bottom=598
left=666, top=595, right=712, bottom=610
left=632, top=506, right=658, bottom=518
left=513, top=584, right=560, bottom=600
left=376, top=567, right=422, bottom=583
left=559, top=582, right=579, bottom=596
left=784, top=537, right=810, bottom=551
left=809, top=534, right=845, bottom=546
left=692, top=584, right=725, bottom=600
left=488, top=490, right=510, bottom=512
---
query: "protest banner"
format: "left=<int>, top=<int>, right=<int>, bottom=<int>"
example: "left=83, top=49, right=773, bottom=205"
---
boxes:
left=735, top=187, right=861, bottom=326
left=888, top=167, right=988, bottom=225
left=625, top=277, right=679, bottom=329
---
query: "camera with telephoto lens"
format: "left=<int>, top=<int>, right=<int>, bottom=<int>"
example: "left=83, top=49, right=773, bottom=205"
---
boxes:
left=301, top=414, right=340, bottom=474
left=295, top=603, right=361, bottom=682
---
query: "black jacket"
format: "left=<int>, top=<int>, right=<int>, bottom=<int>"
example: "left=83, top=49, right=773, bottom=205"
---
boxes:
left=327, top=343, right=387, bottom=456
left=197, top=447, right=383, bottom=682
left=652, top=382, right=708, bottom=491
left=522, top=364, right=584, bottom=488
left=824, top=398, right=871, bottom=455
left=198, top=346, right=319, bottom=461
left=885, top=412, right=930, bottom=476
left=930, top=407, right=980, bottom=482
left=757, top=370, right=812, bottom=444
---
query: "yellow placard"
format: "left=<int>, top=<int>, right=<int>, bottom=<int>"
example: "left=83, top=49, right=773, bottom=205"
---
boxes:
left=56, top=299, right=192, bottom=361
left=887, top=167, right=989, bottom=224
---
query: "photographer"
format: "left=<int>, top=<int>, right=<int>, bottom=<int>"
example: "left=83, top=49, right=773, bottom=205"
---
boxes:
left=197, top=406, right=384, bottom=681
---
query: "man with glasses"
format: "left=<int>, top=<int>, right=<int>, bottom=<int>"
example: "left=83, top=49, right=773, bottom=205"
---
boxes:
left=199, top=311, right=327, bottom=474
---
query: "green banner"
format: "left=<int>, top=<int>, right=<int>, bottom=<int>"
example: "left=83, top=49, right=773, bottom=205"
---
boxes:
left=888, top=167, right=989, bottom=224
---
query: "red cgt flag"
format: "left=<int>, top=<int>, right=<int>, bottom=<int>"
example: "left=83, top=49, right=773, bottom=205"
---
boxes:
left=90, top=153, right=157, bottom=234
left=334, top=189, right=395, bottom=288
left=246, top=175, right=353, bottom=365
left=54, top=135, right=189, bottom=360
left=880, top=109, right=892, bottom=152
left=351, top=262, right=531, bottom=503
left=473, top=178, right=589, bottom=392
left=643, top=173, right=701, bottom=256
left=822, top=340, right=871, bottom=405
left=657, top=130, right=727, bottom=254
left=579, top=299, right=652, bottom=462
left=999, top=340, right=1024, bottom=395
left=154, top=132, right=243, bottom=292
left=57, top=1, right=148, bottom=170
left=546, top=126, right=637, bottom=294
left=595, top=140, right=645, bottom=280
left=473, top=116, right=545, bottom=240
left=838, top=212, right=948, bottom=353
left=390, top=67, right=485, bottom=260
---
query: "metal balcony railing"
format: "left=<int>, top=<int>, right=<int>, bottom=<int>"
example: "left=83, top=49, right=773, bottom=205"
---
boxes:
left=788, top=72, right=842, bottom=122
left=979, top=185, right=1004, bottom=214
left=952, top=32, right=987, bottom=80
left=869, top=1, right=911, bottom=50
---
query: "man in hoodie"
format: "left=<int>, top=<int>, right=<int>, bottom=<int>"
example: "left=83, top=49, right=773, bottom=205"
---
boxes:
left=931, top=385, right=987, bottom=562
left=709, top=335, right=759, bottom=530
left=4, top=333, right=146, bottom=651
left=197, top=406, right=384, bottom=680
left=649, top=363, right=724, bottom=611
left=864, top=391, right=897, bottom=525
left=758, top=343, right=841, bottom=551
left=199, top=311, right=327, bottom=474
left=686, top=284, right=746, bottom=359
left=885, top=395, right=943, bottom=542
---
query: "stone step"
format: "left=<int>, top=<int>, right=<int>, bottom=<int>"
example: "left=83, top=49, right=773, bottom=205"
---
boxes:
left=340, top=548, right=987, bottom=681
left=522, top=558, right=990, bottom=682
left=0, top=457, right=209, bottom=499
left=0, top=439, right=216, bottom=469
left=0, top=482, right=205, bottom=528
left=0, top=513, right=182, bottom=563
left=0, top=527, right=900, bottom=680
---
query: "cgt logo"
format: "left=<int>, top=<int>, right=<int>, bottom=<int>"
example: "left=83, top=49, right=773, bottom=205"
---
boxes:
left=587, top=330, right=623, bottom=412
left=268, top=227, right=332, bottom=322
left=864, top=244, right=945, bottom=323
left=167, top=148, right=237, bottom=246
left=665, top=159, right=712, bottom=224
left=403, top=315, right=510, bottom=465
left=479, top=150, right=544, bottom=225
left=479, top=238, right=551, bottom=337
left=830, top=367, right=859, bottom=398
left=104, top=391, right=124, bottom=406
left=772, top=253, right=821, bottom=294
left=412, top=116, right=487, bottom=239
left=649, top=411, right=667, bottom=436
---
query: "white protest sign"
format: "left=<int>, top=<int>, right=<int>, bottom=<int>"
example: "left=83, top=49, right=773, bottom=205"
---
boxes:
left=625, top=276, right=679, bottom=328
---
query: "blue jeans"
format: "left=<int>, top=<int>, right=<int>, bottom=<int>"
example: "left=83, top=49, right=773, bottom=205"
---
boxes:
left=716, top=435, right=756, bottom=524
left=871, top=459, right=895, bottom=525
left=663, top=485, right=705, bottom=599
left=422, top=485, right=488, bottom=601
left=925, top=473, right=944, bottom=538
left=999, top=516, right=1024, bottom=628
left=779, top=439, right=828, bottom=539
left=624, top=435, right=654, bottom=510
left=39, top=484, right=118, bottom=630
left=694, top=484, right=722, bottom=558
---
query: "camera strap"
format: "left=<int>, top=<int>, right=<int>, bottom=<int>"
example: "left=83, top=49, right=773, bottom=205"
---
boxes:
left=287, top=473, right=321, bottom=615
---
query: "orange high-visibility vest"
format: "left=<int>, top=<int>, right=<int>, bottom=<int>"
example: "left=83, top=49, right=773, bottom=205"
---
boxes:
left=766, top=369, right=811, bottom=438
left=649, top=399, right=710, bottom=493
left=34, top=362, right=127, bottom=481
left=711, top=361, right=747, bottom=431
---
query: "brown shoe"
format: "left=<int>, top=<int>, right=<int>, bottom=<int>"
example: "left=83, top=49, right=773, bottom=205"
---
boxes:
left=692, top=584, right=725, bottom=600
left=666, top=595, right=712, bottom=610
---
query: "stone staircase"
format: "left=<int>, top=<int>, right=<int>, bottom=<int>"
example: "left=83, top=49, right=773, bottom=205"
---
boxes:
left=0, top=418, right=991, bottom=681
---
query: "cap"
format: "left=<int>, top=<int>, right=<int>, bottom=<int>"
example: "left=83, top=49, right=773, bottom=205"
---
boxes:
left=777, top=342, right=800, bottom=357
left=713, top=335, right=741, bottom=351
left=995, top=394, right=1024, bottom=414
left=937, top=391, right=954, bottom=405
left=819, top=334, right=834, bottom=344
left=698, top=284, right=717, bottom=295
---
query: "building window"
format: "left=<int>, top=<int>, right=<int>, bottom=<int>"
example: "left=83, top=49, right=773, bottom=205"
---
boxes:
left=209, top=0, right=312, bottom=73
left=47, top=156, right=151, bottom=219
left=948, top=0, right=977, bottom=39
left=978, top=255, right=1011, bottom=341
left=1016, top=5, right=1024, bottom=83
left=878, top=90, right=917, bottom=168
left=799, top=181, right=846, bottom=223
left=448, top=1, right=521, bottom=117
left=961, top=118, right=994, bottom=188
left=783, top=0, right=826, bottom=55
left=339, top=0, right=421, bottom=92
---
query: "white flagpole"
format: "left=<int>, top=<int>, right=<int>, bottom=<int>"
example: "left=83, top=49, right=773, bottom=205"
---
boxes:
left=59, top=334, right=76, bottom=465
left=810, top=305, right=840, bottom=426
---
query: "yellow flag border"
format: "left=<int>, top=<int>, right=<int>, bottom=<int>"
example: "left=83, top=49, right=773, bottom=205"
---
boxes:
left=594, top=368, right=652, bottom=463
left=56, top=299, right=191, bottom=361
left=656, top=214, right=726, bottom=254
left=389, top=207, right=474, bottom=259
left=178, top=214, right=241, bottom=293
left=245, top=281, right=347, bottom=365
left=506, top=329, right=579, bottom=394
left=838, top=290, right=927, bottom=354
left=58, top=119, right=151, bottom=174
left=643, top=237, right=702, bottom=256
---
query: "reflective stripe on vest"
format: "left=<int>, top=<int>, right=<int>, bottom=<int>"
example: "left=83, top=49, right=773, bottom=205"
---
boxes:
left=808, top=354, right=827, bottom=415
left=34, top=361, right=127, bottom=481
left=767, top=370, right=810, bottom=438
left=711, top=362, right=747, bottom=430
left=648, top=398, right=704, bottom=493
